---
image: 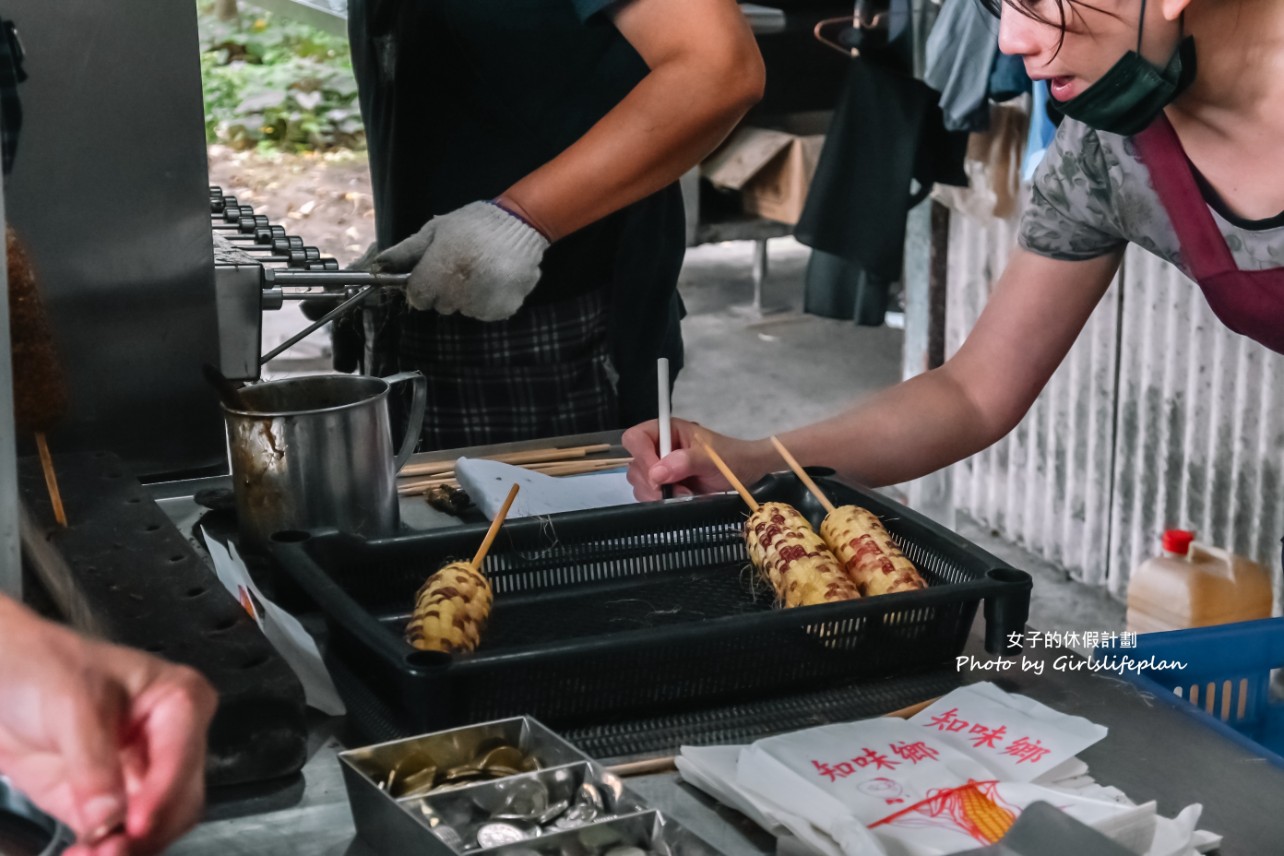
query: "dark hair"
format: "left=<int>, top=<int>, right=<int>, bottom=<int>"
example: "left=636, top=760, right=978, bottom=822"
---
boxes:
left=973, top=0, right=1120, bottom=58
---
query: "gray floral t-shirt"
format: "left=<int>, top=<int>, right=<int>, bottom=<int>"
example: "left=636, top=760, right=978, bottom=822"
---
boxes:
left=1018, top=117, right=1284, bottom=276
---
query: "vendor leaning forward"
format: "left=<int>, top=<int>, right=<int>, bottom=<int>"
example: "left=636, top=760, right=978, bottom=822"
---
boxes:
left=349, top=0, right=764, bottom=450
left=627, top=0, right=1284, bottom=518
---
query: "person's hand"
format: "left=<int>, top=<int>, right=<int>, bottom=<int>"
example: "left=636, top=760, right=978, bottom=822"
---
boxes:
left=373, top=200, right=550, bottom=321
left=0, top=597, right=218, bottom=856
left=622, top=418, right=769, bottom=500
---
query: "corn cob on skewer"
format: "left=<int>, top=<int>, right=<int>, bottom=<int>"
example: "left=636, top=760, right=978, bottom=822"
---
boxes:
left=405, top=560, right=494, bottom=653
left=820, top=505, right=927, bottom=597
left=745, top=502, right=860, bottom=607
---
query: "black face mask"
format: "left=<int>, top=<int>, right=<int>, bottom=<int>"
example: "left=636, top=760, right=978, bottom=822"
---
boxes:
left=1050, top=1, right=1197, bottom=137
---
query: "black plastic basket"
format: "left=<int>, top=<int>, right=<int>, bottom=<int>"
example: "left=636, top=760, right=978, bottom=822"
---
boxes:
left=268, top=472, right=1031, bottom=736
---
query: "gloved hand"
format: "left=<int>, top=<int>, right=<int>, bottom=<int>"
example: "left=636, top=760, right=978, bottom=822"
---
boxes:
left=374, top=201, right=550, bottom=321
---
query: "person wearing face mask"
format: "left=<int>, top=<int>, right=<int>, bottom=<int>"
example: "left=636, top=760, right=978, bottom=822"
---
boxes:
left=624, top=0, right=1284, bottom=505
left=349, top=0, right=764, bottom=450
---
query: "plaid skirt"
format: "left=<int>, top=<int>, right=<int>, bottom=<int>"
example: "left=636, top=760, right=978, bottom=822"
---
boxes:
left=397, top=289, right=617, bottom=451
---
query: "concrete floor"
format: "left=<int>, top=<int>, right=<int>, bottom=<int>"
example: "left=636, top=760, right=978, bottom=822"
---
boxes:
left=261, top=237, right=1126, bottom=647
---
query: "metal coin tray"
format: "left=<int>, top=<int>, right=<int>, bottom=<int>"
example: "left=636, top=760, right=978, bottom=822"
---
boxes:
left=339, top=716, right=717, bottom=855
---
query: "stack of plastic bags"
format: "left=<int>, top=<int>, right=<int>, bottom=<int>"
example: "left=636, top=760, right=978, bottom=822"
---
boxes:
left=676, top=684, right=1218, bottom=856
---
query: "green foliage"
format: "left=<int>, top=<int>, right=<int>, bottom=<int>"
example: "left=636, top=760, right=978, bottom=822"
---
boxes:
left=197, top=1, right=364, bottom=153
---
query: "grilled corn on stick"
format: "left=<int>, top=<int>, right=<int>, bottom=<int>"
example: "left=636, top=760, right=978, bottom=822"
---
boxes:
left=404, top=484, right=519, bottom=653
left=405, top=561, right=494, bottom=653
left=745, top=502, right=860, bottom=607
left=820, top=505, right=927, bottom=597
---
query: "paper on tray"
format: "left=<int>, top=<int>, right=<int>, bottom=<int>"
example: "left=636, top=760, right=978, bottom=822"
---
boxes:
left=672, top=683, right=1215, bottom=856
left=737, top=719, right=1158, bottom=856
left=454, top=457, right=636, bottom=520
left=677, top=746, right=850, bottom=856
left=202, top=529, right=345, bottom=716
left=909, top=683, right=1108, bottom=782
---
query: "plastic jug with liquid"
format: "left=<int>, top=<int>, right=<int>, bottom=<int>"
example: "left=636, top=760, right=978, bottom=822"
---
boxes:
left=1126, top=529, right=1273, bottom=633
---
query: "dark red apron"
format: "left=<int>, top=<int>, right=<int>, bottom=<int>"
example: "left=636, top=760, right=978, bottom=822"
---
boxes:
left=1134, top=114, right=1284, bottom=354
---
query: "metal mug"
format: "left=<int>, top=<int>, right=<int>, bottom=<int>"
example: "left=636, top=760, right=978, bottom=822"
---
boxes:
left=222, top=371, right=428, bottom=547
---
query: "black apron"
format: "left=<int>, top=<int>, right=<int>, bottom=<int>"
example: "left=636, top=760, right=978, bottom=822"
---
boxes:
left=348, top=0, right=685, bottom=445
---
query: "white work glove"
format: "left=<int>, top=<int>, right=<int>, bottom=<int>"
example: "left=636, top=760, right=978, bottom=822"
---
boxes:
left=374, top=200, right=550, bottom=321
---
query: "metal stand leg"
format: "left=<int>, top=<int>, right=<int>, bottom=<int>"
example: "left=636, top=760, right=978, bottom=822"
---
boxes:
left=731, top=238, right=793, bottom=323
left=751, top=238, right=769, bottom=315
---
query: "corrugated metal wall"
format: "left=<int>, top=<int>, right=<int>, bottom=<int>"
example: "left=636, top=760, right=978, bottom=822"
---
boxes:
left=945, top=212, right=1284, bottom=596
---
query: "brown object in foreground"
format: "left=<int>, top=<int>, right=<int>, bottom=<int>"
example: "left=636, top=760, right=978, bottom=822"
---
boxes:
left=7, top=227, right=68, bottom=433
left=821, top=505, right=928, bottom=597
left=9, top=227, right=70, bottom=526
left=744, top=501, right=860, bottom=608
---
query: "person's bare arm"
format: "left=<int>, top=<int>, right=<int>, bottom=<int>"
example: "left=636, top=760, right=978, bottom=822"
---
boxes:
left=499, top=0, right=764, bottom=240
left=0, top=595, right=217, bottom=856
left=625, top=248, right=1123, bottom=498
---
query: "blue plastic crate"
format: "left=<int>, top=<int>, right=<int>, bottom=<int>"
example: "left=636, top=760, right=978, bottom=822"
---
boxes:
left=1107, top=618, right=1284, bottom=768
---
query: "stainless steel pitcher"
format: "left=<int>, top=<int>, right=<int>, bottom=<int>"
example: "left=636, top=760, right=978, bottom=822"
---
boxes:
left=222, top=371, right=427, bottom=547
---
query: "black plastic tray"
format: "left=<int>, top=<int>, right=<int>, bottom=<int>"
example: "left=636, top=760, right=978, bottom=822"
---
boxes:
left=268, top=472, right=1031, bottom=735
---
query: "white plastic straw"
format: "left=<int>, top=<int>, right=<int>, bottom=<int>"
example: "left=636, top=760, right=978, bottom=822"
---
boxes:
left=657, top=357, right=673, bottom=499
left=657, top=357, right=672, bottom=460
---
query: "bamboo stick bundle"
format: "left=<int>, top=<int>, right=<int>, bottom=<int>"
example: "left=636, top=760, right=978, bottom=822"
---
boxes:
left=399, top=443, right=611, bottom=478
left=398, top=456, right=633, bottom=496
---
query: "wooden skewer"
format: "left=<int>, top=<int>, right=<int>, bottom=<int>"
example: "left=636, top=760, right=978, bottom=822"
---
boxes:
left=698, top=441, right=758, bottom=512
left=34, top=432, right=67, bottom=527
left=884, top=695, right=940, bottom=720
left=602, top=695, right=941, bottom=779
left=769, top=435, right=836, bottom=515
left=400, top=443, right=612, bottom=478
left=402, top=457, right=630, bottom=484
left=531, top=457, right=631, bottom=476
left=471, top=483, right=520, bottom=569
left=604, top=755, right=678, bottom=777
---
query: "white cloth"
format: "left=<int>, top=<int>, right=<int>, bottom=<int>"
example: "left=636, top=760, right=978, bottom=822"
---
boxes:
left=454, top=457, right=636, bottom=520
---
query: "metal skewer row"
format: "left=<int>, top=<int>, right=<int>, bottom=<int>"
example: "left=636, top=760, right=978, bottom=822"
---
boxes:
left=209, top=186, right=411, bottom=365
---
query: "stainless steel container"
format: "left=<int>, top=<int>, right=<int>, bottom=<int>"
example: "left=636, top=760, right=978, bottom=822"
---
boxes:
left=338, top=717, right=717, bottom=855
left=223, top=371, right=427, bottom=546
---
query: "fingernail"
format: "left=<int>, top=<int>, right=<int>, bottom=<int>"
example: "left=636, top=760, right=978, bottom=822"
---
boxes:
left=650, top=465, right=670, bottom=484
left=81, top=796, right=125, bottom=844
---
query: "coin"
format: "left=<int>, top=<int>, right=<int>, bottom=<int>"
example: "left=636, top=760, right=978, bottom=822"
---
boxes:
left=574, top=782, right=605, bottom=813
left=502, top=778, right=550, bottom=818
left=475, top=744, right=529, bottom=772
left=432, top=824, right=465, bottom=850
left=441, top=764, right=487, bottom=784
left=474, top=821, right=532, bottom=849
left=552, top=802, right=599, bottom=830
left=398, top=765, right=439, bottom=798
